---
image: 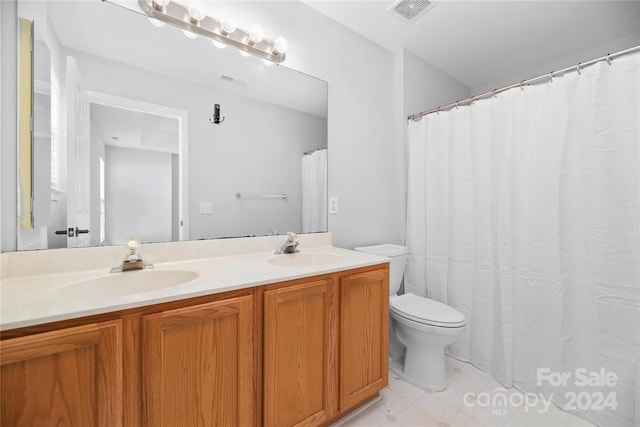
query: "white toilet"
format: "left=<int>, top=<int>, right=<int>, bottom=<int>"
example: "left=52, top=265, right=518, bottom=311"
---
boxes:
left=354, top=244, right=466, bottom=391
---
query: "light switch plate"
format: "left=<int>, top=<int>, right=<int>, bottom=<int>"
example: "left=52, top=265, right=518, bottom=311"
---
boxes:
left=329, top=196, right=339, bottom=215
left=199, top=202, right=212, bottom=214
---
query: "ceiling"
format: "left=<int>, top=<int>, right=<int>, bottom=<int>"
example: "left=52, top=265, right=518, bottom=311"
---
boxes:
left=91, top=104, right=180, bottom=154
left=303, top=0, right=640, bottom=89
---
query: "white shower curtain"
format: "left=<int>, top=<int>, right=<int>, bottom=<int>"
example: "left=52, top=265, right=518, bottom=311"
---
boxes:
left=301, top=148, right=327, bottom=233
left=406, top=53, right=639, bottom=426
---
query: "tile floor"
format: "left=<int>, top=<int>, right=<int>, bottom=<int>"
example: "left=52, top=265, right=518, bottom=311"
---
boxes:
left=338, top=357, right=596, bottom=427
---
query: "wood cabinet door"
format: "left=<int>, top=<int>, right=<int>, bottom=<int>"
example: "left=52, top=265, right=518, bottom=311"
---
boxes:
left=264, top=278, right=337, bottom=427
left=340, top=269, right=389, bottom=411
left=1, top=320, right=123, bottom=426
left=142, top=295, right=255, bottom=427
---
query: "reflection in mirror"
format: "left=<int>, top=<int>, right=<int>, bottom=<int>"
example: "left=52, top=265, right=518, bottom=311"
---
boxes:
left=90, top=96, right=185, bottom=247
left=17, top=17, right=53, bottom=249
left=17, top=18, right=33, bottom=232
left=16, top=0, right=328, bottom=251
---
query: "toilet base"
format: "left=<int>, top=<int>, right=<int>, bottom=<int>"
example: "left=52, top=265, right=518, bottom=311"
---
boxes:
left=390, top=315, right=465, bottom=392
left=388, top=357, right=449, bottom=392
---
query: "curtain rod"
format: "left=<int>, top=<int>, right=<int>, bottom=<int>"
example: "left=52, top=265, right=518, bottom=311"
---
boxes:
left=408, top=45, right=640, bottom=121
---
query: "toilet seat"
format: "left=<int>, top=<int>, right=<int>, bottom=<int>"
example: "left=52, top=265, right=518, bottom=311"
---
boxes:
left=390, top=293, right=465, bottom=328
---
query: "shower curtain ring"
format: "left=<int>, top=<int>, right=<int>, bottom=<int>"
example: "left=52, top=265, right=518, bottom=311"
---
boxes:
left=520, top=81, right=525, bottom=91
left=455, top=102, right=459, bottom=110
left=492, top=90, right=497, bottom=98
left=548, top=72, right=553, bottom=83
left=606, top=54, right=612, bottom=65
left=576, top=63, right=582, bottom=74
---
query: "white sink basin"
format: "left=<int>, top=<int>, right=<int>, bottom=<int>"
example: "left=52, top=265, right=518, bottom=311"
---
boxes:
left=56, top=270, right=199, bottom=298
left=268, top=253, right=343, bottom=267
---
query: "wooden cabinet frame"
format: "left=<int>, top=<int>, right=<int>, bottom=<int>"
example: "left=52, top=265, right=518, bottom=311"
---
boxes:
left=264, top=278, right=338, bottom=426
left=1, top=320, right=123, bottom=426
left=142, top=295, right=255, bottom=426
left=339, top=269, right=389, bottom=411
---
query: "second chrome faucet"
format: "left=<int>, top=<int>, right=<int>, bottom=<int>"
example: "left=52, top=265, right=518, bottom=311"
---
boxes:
left=275, top=232, right=300, bottom=254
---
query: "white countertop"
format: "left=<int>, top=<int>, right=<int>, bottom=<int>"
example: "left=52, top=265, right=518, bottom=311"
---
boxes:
left=0, top=242, right=388, bottom=331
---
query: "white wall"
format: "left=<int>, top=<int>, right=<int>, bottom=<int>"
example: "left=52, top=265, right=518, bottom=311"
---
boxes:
left=89, top=117, right=106, bottom=246
left=192, top=103, right=326, bottom=239
left=105, top=145, right=172, bottom=245
left=403, top=50, right=471, bottom=118
left=472, top=31, right=640, bottom=94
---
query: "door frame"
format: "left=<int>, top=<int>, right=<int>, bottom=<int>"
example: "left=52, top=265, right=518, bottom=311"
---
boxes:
left=86, top=91, right=189, bottom=241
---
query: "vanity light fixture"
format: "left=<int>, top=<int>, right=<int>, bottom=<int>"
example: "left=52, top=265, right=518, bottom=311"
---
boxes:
left=248, top=26, right=264, bottom=45
left=188, top=4, right=206, bottom=22
left=140, top=0, right=288, bottom=64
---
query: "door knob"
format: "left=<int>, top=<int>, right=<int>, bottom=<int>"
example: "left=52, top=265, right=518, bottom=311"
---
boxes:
left=54, top=227, right=89, bottom=237
left=56, top=228, right=75, bottom=237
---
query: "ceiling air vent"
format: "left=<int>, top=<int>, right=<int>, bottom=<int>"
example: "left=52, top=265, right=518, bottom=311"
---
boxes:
left=391, top=0, right=433, bottom=23
left=218, top=74, right=248, bottom=87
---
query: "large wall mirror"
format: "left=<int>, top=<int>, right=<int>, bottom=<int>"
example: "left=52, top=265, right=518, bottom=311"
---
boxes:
left=16, top=0, right=328, bottom=251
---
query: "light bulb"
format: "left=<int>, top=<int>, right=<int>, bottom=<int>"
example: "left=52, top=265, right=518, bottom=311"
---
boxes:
left=182, top=29, right=198, bottom=39
left=262, top=59, right=274, bottom=67
left=239, top=50, right=250, bottom=57
left=220, top=16, right=236, bottom=35
left=148, top=17, right=165, bottom=27
left=211, top=40, right=226, bottom=49
left=188, top=5, right=206, bottom=23
left=248, top=26, right=264, bottom=45
left=272, top=37, right=288, bottom=55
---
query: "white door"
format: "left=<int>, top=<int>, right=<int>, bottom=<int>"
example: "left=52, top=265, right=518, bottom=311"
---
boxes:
left=65, top=57, right=91, bottom=247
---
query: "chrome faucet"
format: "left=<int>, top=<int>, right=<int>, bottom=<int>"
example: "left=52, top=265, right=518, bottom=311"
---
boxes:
left=275, top=232, right=300, bottom=254
left=110, top=236, right=154, bottom=273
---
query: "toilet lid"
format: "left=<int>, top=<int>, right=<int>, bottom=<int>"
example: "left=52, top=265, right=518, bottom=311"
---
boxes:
left=390, top=293, right=466, bottom=328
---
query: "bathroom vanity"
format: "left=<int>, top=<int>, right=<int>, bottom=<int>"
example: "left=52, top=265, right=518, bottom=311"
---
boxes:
left=0, top=234, right=389, bottom=426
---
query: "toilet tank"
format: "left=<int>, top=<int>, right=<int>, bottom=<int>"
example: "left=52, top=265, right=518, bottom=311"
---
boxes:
left=353, top=244, right=408, bottom=295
